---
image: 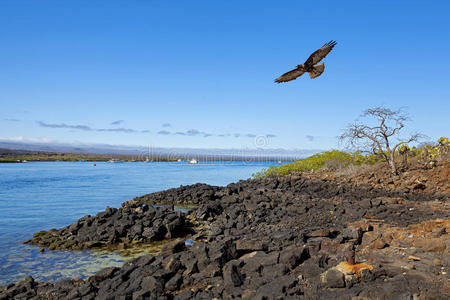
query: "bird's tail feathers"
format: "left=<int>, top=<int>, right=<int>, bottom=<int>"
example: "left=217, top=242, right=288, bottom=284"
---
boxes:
left=309, top=63, right=325, bottom=79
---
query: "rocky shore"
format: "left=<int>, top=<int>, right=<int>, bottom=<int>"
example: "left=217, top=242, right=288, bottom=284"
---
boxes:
left=2, top=164, right=449, bottom=299
left=24, top=206, right=189, bottom=251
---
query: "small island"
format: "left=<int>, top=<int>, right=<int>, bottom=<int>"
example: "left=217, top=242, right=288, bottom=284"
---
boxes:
left=0, top=149, right=179, bottom=163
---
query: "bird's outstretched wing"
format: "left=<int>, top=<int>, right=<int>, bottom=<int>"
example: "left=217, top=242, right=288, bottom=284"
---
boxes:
left=304, top=40, right=337, bottom=67
left=274, top=67, right=305, bottom=83
left=309, top=63, right=325, bottom=79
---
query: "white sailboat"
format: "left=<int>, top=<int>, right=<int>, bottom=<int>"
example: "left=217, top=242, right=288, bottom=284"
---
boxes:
left=144, top=146, right=152, bottom=163
left=108, top=158, right=122, bottom=163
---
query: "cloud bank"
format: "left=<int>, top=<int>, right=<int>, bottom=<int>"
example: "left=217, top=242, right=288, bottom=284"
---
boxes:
left=158, top=129, right=276, bottom=139
left=37, top=121, right=148, bottom=134
left=36, top=121, right=277, bottom=140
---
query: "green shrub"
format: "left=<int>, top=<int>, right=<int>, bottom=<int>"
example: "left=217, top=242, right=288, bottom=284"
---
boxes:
left=254, top=150, right=378, bottom=178
left=408, top=137, right=449, bottom=162
left=254, top=136, right=449, bottom=179
left=438, top=136, right=449, bottom=146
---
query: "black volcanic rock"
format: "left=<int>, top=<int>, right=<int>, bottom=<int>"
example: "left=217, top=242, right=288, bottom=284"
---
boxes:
left=123, top=183, right=221, bottom=207
left=5, top=172, right=449, bottom=299
left=25, top=205, right=190, bottom=250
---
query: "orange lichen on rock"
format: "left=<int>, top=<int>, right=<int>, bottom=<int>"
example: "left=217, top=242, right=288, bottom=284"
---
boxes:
left=356, top=219, right=449, bottom=254
left=335, top=261, right=374, bottom=277
left=408, top=255, right=421, bottom=261
left=431, top=206, right=449, bottom=213
left=420, top=219, right=449, bottom=232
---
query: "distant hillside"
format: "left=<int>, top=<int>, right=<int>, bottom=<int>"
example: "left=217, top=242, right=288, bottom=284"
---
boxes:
left=0, top=140, right=320, bottom=161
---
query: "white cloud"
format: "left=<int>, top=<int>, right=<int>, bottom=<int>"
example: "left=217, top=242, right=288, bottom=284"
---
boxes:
left=0, top=136, right=53, bottom=143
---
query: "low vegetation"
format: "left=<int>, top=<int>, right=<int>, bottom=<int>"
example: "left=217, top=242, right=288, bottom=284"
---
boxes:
left=255, top=137, right=449, bottom=178
left=0, top=149, right=178, bottom=162
left=253, top=150, right=379, bottom=178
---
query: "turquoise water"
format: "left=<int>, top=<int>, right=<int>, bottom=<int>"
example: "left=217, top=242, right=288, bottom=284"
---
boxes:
left=0, top=160, right=279, bottom=285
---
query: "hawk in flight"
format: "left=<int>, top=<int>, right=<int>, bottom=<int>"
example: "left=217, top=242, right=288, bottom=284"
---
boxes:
left=275, top=40, right=337, bottom=83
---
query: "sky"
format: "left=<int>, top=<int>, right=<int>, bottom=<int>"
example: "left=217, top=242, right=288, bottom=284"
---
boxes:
left=1, top=0, right=449, bottom=151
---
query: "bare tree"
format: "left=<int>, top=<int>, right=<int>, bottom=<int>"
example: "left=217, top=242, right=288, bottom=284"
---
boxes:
left=339, top=106, right=423, bottom=176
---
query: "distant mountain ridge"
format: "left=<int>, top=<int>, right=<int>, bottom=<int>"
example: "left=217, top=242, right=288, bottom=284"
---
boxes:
left=0, top=140, right=320, bottom=160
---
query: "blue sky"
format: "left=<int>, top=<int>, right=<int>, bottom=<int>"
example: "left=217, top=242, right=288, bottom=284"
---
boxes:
left=1, top=0, right=449, bottom=150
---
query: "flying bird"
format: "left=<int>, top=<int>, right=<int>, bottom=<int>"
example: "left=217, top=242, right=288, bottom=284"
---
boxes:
left=275, top=40, right=337, bottom=83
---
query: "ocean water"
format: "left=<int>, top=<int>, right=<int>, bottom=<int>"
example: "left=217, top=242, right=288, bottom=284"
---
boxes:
left=0, top=160, right=279, bottom=286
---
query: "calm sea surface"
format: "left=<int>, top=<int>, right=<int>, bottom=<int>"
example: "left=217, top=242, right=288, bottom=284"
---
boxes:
left=0, top=160, right=280, bottom=285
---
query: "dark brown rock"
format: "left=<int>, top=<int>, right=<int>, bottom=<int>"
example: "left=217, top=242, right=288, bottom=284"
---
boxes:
left=321, top=268, right=345, bottom=288
left=223, top=261, right=244, bottom=287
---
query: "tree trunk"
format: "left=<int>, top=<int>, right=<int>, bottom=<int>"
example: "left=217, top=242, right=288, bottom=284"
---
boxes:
left=388, top=151, right=397, bottom=176
left=402, top=154, right=408, bottom=167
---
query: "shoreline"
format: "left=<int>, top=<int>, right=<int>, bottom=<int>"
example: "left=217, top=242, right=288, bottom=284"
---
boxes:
left=0, top=159, right=292, bottom=164
left=0, top=148, right=298, bottom=163
left=2, top=163, right=449, bottom=299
